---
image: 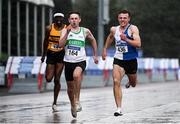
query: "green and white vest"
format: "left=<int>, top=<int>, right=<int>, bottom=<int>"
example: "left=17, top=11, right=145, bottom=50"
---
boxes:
left=64, top=27, right=86, bottom=62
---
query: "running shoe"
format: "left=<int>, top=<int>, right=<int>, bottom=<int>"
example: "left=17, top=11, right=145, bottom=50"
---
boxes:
left=125, top=83, right=130, bottom=88
left=71, top=106, right=77, bottom=118
left=76, top=102, right=82, bottom=112
left=52, top=104, right=58, bottom=112
left=114, top=109, right=123, bottom=116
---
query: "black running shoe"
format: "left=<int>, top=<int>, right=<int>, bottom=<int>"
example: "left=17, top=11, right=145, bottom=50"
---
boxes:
left=114, top=110, right=123, bottom=116
left=125, top=83, right=130, bottom=88
left=71, top=106, right=77, bottom=118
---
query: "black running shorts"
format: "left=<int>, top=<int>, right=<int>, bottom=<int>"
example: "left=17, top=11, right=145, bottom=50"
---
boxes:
left=46, top=50, right=65, bottom=64
left=113, top=58, right=137, bottom=74
left=64, top=61, right=86, bottom=81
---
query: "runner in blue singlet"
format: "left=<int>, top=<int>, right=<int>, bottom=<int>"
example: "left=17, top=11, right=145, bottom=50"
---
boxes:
left=102, top=10, right=141, bottom=116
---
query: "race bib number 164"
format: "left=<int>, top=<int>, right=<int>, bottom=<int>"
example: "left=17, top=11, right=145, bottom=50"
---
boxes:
left=69, top=49, right=78, bottom=56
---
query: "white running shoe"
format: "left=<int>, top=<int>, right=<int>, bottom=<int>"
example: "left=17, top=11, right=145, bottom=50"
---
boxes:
left=52, top=104, right=58, bottom=112
left=76, top=102, right=82, bottom=112
left=114, top=109, right=123, bottom=116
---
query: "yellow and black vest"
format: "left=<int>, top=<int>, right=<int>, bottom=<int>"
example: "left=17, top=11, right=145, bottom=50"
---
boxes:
left=47, top=23, right=66, bottom=52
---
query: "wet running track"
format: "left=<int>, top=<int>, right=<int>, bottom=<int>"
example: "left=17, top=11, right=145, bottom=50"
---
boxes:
left=0, top=81, right=180, bottom=123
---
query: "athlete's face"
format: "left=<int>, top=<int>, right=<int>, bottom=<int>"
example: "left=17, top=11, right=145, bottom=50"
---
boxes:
left=118, top=13, right=130, bottom=27
left=54, top=16, right=64, bottom=27
left=68, top=14, right=81, bottom=28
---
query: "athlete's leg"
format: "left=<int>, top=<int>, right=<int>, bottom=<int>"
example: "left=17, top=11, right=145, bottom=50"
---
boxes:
left=73, top=67, right=83, bottom=103
left=73, top=67, right=83, bottom=112
left=45, top=64, right=55, bottom=82
left=125, top=59, right=138, bottom=88
left=113, top=65, right=125, bottom=108
left=53, top=63, right=64, bottom=105
left=127, top=73, right=137, bottom=87
left=64, top=62, right=77, bottom=117
left=66, top=80, right=77, bottom=117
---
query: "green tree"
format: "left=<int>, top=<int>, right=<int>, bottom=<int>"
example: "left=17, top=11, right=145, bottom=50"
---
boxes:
left=59, top=0, right=180, bottom=58
left=122, top=0, right=180, bottom=58
left=53, top=0, right=72, bottom=23
left=73, top=0, right=98, bottom=38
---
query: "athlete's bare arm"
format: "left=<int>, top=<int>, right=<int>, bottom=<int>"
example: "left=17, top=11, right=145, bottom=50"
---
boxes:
left=85, top=28, right=98, bottom=64
left=130, top=25, right=141, bottom=48
left=121, top=25, right=141, bottom=48
left=59, top=29, right=68, bottom=47
left=41, top=26, right=51, bottom=62
left=102, top=27, right=115, bottom=60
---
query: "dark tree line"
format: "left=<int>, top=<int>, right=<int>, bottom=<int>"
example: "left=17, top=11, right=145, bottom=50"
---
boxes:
left=125, top=0, right=180, bottom=58
left=53, top=0, right=72, bottom=24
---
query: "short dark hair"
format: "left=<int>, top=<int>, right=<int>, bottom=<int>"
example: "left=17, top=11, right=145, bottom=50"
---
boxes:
left=118, top=9, right=131, bottom=17
left=68, top=11, right=81, bottom=18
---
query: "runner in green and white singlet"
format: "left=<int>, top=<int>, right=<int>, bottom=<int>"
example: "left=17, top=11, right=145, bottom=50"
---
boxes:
left=59, top=11, right=98, bottom=118
left=64, top=27, right=86, bottom=62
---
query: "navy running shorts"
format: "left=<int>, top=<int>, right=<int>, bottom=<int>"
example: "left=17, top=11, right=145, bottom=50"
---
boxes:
left=113, top=58, right=137, bottom=74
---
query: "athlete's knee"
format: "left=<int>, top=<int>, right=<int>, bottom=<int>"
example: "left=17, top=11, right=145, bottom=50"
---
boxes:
left=73, top=74, right=81, bottom=82
left=113, top=78, right=120, bottom=87
left=45, top=75, right=52, bottom=82
left=54, top=77, right=60, bottom=84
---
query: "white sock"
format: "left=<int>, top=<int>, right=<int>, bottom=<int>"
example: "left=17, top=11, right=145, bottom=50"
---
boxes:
left=117, top=107, right=122, bottom=111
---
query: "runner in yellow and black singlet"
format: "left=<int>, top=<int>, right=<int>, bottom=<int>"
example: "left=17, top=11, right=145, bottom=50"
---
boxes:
left=41, top=12, right=66, bottom=112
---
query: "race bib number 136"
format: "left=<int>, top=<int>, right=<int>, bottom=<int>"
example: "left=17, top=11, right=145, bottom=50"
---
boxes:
left=117, top=46, right=128, bottom=53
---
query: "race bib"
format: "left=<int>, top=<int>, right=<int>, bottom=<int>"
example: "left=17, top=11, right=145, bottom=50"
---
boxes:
left=117, top=46, right=128, bottom=53
left=67, top=46, right=80, bottom=56
left=68, top=49, right=78, bottom=56
left=51, top=44, right=60, bottom=49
